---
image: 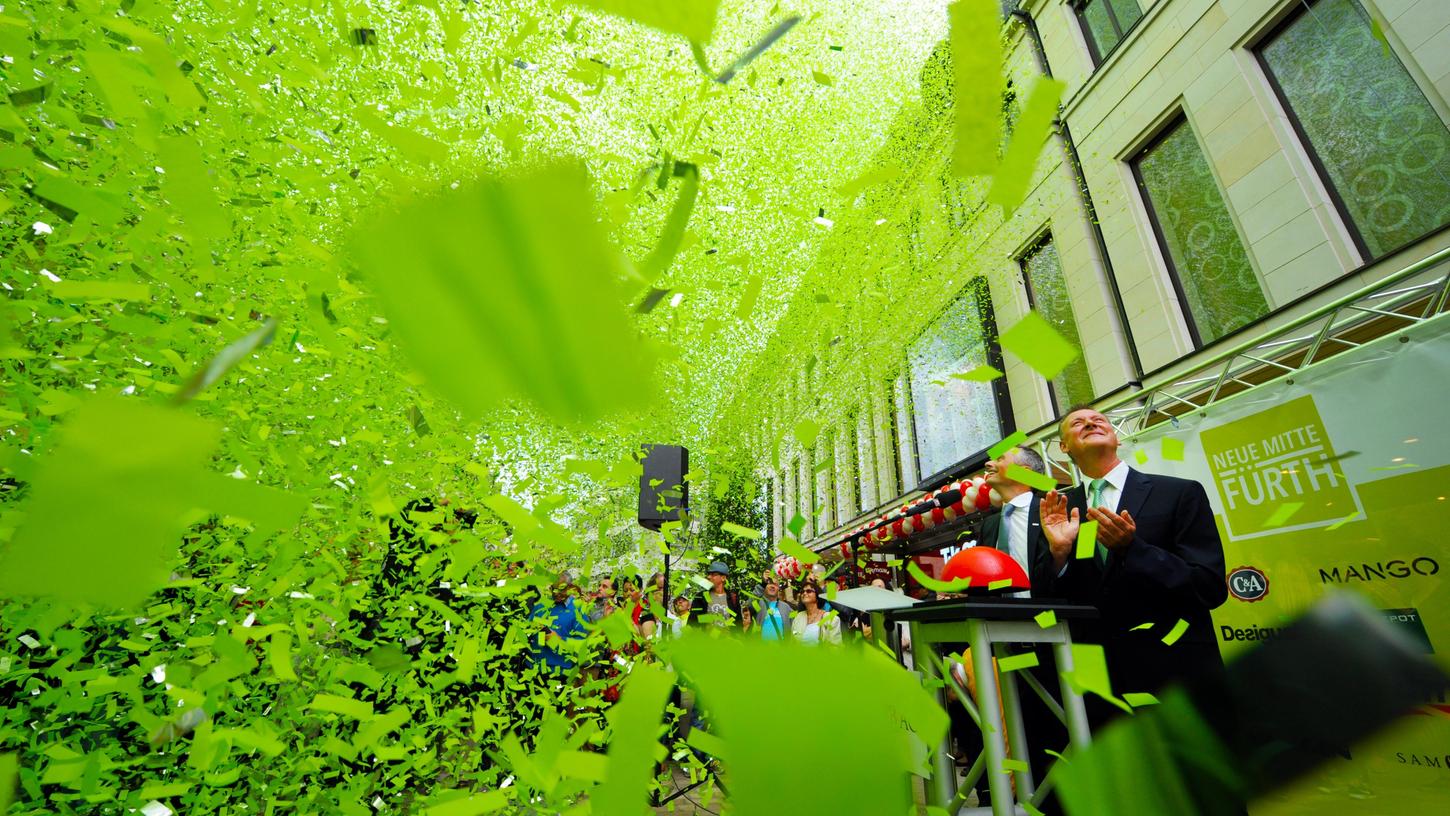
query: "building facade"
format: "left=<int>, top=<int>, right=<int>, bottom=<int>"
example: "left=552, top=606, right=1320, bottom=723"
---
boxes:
left=746, top=0, right=1450, bottom=553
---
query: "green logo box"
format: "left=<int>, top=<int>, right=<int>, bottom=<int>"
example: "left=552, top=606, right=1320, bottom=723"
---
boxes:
left=1198, top=395, right=1362, bottom=541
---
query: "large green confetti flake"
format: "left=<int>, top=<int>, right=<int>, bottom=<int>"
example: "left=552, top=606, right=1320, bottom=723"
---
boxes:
left=349, top=162, right=657, bottom=424
left=668, top=634, right=947, bottom=815
left=949, top=0, right=1004, bottom=176
left=0, top=399, right=224, bottom=610
left=907, top=560, right=972, bottom=593
left=999, top=311, right=1082, bottom=380
left=986, top=77, right=1065, bottom=215
left=567, top=0, right=722, bottom=43
left=1004, top=463, right=1056, bottom=492
left=592, top=662, right=674, bottom=814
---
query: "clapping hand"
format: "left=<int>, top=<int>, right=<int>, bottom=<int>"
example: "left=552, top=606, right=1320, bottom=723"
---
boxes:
left=1040, top=490, right=1079, bottom=569
left=1087, top=507, right=1136, bottom=551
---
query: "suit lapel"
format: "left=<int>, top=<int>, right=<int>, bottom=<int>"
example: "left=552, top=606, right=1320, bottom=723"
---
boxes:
left=981, top=511, right=1001, bottom=552
left=1119, top=468, right=1153, bottom=520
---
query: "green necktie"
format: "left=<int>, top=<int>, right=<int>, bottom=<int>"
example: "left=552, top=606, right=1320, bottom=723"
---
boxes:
left=996, top=503, right=1015, bottom=552
left=1088, top=478, right=1108, bottom=566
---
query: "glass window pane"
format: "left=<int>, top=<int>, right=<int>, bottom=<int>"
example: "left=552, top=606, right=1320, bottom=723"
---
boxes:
left=907, top=281, right=1003, bottom=478
left=1135, top=120, right=1269, bottom=344
left=1022, top=238, right=1095, bottom=413
left=1260, top=0, right=1450, bottom=257
left=816, top=433, right=834, bottom=533
left=855, top=410, right=877, bottom=513
left=1108, top=0, right=1144, bottom=34
left=1080, top=1, right=1121, bottom=59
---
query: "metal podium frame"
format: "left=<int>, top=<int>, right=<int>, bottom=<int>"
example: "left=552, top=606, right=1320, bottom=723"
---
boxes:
left=881, top=598, right=1098, bottom=816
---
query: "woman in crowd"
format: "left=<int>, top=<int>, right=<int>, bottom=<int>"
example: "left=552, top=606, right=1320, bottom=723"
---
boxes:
left=791, top=585, right=841, bottom=644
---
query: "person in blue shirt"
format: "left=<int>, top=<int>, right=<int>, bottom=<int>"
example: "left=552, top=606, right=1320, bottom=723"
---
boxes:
left=754, top=576, right=794, bottom=641
left=530, top=579, right=585, bottom=671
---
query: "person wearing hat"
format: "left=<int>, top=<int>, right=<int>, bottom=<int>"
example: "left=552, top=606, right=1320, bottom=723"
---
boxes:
left=688, top=561, right=742, bottom=628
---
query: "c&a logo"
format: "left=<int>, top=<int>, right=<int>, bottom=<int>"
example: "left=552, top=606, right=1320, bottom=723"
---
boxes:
left=1227, top=565, right=1269, bottom=602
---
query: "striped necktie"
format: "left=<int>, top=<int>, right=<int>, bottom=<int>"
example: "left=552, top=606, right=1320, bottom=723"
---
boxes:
left=1088, top=478, right=1108, bottom=565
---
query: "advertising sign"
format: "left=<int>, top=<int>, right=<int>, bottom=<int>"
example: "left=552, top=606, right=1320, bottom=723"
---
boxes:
left=1125, top=316, right=1450, bottom=814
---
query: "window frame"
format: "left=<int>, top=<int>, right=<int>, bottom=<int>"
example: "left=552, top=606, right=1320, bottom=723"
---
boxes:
left=1018, top=232, right=1067, bottom=416
left=1252, top=0, right=1450, bottom=263
left=903, top=277, right=1015, bottom=490
left=1073, top=0, right=1145, bottom=68
left=1128, top=111, right=1234, bottom=349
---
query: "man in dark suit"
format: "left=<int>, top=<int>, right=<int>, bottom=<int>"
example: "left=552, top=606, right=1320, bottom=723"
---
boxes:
left=1039, top=405, right=1229, bottom=727
left=980, top=445, right=1055, bottom=593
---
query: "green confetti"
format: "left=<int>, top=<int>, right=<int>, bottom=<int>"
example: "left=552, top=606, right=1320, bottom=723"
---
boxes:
left=1004, top=463, right=1056, bottom=493
left=949, top=0, right=1003, bottom=176
left=786, top=512, right=807, bottom=539
left=1075, top=520, right=1100, bottom=561
left=569, top=0, right=722, bottom=42
left=721, top=521, right=763, bottom=540
left=173, top=317, right=278, bottom=404
left=424, top=790, right=509, bottom=816
left=593, top=663, right=674, bottom=813
left=1135, top=448, right=1150, bottom=465
left=45, top=280, right=152, bottom=301
left=1035, top=610, right=1057, bottom=629
left=793, top=418, right=821, bottom=449
left=349, top=162, right=657, bottom=424
left=777, top=536, right=821, bottom=565
left=951, top=364, right=1003, bottom=382
left=1130, top=622, right=1154, bottom=632
left=1262, top=502, right=1304, bottom=529
left=0, top=753, right=14, bottom=815
left=907, top=560, right=972, bottom=593
left=998, top=652, right=1039, bottom=673
left=999, top=311, right=1081, bottom=380
left=638, top=162, right=699, bottom=282
left=1325, top=511, right=1361, bottom=531
left=0, top=399, right=229, bottom=610
left=1124, top=693, right=1160, bottom=707
left=268, top=632, right=297, bottom=682
left=670, top=632, right=947, bottom=813
left=1370, top=17, right=1391, bottom=57
left=1162, top=619, right=1189, bottom=646
left=1002, top=758, right=1029, bottom=772
left=307, top=694, right=374, bottom=720
left=1061, top=643, right=1130, bottom=713
left=986, top=77, right=1066, bottom=215
left=987, top=430, right=1028, bottom=459
left=1160, top=437, right=1185, bottom=461
left=987, top=578, right=1013, bottom=591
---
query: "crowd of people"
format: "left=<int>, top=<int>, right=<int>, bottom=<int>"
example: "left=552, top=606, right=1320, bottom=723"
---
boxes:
left=528, top=559, right=905, bottom=675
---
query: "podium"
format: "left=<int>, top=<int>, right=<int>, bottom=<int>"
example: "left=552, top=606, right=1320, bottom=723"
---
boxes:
left=882, top=597, right=1098, bottom=816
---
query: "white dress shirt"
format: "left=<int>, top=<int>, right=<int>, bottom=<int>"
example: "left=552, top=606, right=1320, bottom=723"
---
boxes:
left=1002, top=491, right=1034, bottom=592
left=1091, top=460, right=1131, bottom=512
left=1057, top=460, right=1132, bottom=577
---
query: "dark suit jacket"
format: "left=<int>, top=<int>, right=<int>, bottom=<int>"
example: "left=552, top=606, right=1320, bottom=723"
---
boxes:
left=1043, top=467, right=1229, bottom=710
left=978, top=493, right=1057, bottom=593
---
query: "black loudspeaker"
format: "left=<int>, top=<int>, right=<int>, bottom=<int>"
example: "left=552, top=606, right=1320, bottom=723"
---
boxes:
left=638, top=444, right=688, bottom=530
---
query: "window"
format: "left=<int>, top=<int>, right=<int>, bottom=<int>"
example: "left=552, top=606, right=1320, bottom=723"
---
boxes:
left=815, top=432, right=835, bottom=534
left=906, top=278, right=1009, bottom=481
left=855, top=408, right=878, bottom=513
left=1020, top=235, right=1094, bottom=413
left=1074, top=0, right=1144, bottom=65
left=1132, top=116, right=1269, bottom=345
left=1258, top=0, right=1450, bottom=259
left=878, top=382, right=903, bottom=500
left=782, top=457, right=798, bottom=539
